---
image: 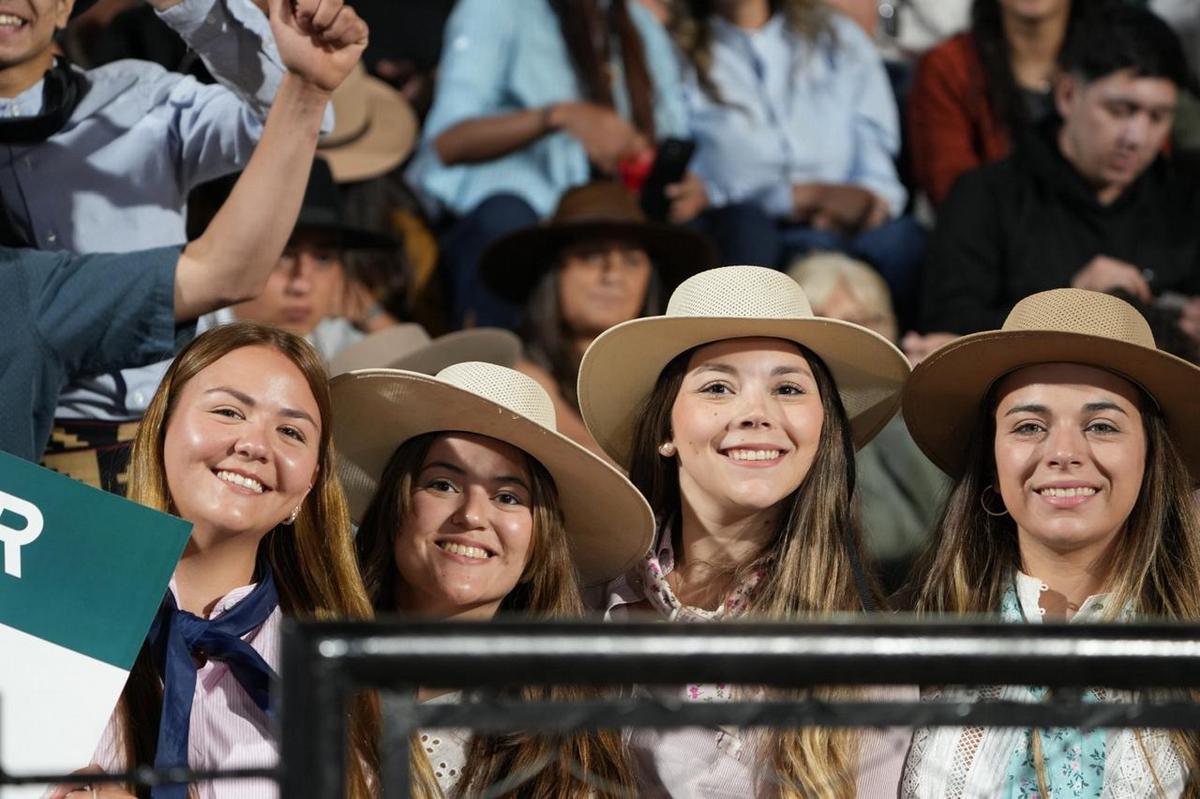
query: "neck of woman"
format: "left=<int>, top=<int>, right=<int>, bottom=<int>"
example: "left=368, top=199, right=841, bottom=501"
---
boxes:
left=1002, top=8, right=1070, bottom=91
left=1018, top=537, right=1116, bottom=620
left=670, top=496, right=778, bottom=610
left=173, top=528, right=265, bottom=616
left=719, top=0, right=772, bottom=31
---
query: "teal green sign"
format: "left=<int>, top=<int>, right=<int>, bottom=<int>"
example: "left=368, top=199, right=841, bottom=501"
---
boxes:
left=0, top=452, right=191, bottom=669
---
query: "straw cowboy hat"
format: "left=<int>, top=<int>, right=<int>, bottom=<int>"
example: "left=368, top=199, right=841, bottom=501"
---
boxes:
left=328, top=323, right=521, bottom=377
left=318, top=63, right=417, bottom=183
left=578, top=265, right=912, bottom=470
left=332, top=362, right=656, bottom=586
left=903, top=288, right=1200, bottom=479
left=479, top=181, right=718, bottom=306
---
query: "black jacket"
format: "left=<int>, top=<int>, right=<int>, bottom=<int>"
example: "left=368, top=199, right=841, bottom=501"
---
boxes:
left=921, top=124, right=1200, bottom=334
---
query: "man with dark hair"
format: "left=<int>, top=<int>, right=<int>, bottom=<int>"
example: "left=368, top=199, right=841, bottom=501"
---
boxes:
left=915, top=3, right=1200, bottom=346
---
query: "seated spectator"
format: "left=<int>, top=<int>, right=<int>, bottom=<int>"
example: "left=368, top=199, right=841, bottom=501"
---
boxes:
left=788, top=253, right=947, bottom=593
left=199, top=158, right=401, bottom=363
left=405, top=0, right=694, bottom=329
left=480, top=181, right=716, bottom=455
left=1152, top=0, right=1200, bottom=152
left=918, top=4, right=1199, bottom=342
left=908, top=0, right=1089, bottom=208
left=0, top=0, right=363, bottom=471
left=670, top=0, right=927, bottom=322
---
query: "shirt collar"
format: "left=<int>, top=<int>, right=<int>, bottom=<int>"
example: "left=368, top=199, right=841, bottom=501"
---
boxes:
left=0, top=76, right=47, bottom=118
left=167, top=578, right=262, bottom=620
left=1013, top=570, right=1113, bottom=623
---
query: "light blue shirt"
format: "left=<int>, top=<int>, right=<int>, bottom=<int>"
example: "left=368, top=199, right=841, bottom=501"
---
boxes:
left=407, top=0, right=687, bottom=218
left=685, top=13, right=906, bottom=219
left=0, top=0, right=300, bottom=420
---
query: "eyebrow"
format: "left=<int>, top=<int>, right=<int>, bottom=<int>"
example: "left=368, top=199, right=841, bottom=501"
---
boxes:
left=1004, top=401, right=1128, bottom=417
left=694, top=362, right=811, bottom=377
left=204, top=386, right=318, bottom=427
left=421, top=461, right=532, bottom=491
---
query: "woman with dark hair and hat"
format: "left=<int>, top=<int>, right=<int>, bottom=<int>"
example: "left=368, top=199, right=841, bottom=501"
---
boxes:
left=577, top=265, right=913, bottom=797
left=901, top=288, right=1200, bottom=796
left=334, top=362, right=654, bottom=797
left=481, top=181, right=717, bottom=455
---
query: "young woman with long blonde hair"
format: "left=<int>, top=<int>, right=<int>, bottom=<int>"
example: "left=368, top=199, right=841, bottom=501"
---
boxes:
left=577, top=265, right=913, bottom=798
left=335, top=361, right=655, bottom=797
left=901, top=288, right=1200, bottom=797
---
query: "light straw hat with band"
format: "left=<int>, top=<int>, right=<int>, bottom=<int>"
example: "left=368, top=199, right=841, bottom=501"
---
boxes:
left=577, top=265, right=912, bottom=470
left=332, top=362, right=656, bottom=586
left=902, top=288, right=1200, bottom=481
left=328, top=323, right=521, bottom=377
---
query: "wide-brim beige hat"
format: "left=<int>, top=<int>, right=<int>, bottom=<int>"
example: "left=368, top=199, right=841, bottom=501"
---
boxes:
left=332, top=362, right=655, bottom=586
left=319, top=64, right=417, bottom=183
left=577, top=265, right=911, bottom=469
left=903, top=288, right=1200, bottom=480
left=328, top=323, right=522, bottom=377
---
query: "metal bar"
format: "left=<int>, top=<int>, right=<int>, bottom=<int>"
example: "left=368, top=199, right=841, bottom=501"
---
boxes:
left=278, top=621, right=350, bottom=799
left=294, top=619, right=1200, bottom=689
left=0, top=767, right=278, bottom=787
left=381, top=691, right=417, bottom=799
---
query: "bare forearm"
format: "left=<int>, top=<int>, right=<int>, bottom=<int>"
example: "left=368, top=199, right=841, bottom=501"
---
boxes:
left=434, top=106, right=553, bottom=165
left=175, top=73, right=328, bottom=319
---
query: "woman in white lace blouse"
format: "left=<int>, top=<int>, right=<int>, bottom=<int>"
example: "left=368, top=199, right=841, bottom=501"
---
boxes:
left=900, top=289, right=1200, bottom=798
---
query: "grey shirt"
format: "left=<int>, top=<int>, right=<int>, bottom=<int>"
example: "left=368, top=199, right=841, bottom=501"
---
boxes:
left=1, top=245, right=190, bottom=462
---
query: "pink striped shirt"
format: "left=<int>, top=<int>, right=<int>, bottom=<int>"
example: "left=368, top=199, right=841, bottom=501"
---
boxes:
left=93, top=583, right=281, bottom=799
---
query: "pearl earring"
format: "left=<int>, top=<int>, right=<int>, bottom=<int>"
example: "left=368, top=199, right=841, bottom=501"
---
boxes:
left=285, top=505, right=301, bottom=526
left=657, top=442, right=676, bottom=457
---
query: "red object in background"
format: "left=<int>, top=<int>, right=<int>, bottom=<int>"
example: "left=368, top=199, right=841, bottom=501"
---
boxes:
left=618, top=148, right=655, bottom=194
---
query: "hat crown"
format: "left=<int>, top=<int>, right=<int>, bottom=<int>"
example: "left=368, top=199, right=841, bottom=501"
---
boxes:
left=435, top=362, right=558, bottom=431
left=552, top=182, right=645, bottom=225
left=1003, top=288, right=1156, bottom=348
left=325, top=64, right=371, bottom=147
left=666, top=265, right=815, bottom=319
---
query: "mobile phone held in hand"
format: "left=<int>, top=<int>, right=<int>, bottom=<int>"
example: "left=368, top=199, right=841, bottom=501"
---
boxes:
left=639, top=138, right=696, bottom=222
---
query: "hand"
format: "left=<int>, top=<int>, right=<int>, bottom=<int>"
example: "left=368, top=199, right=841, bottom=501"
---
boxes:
left=552, top=102, right=649, bottom=174
left=901, top=331, right=959, bottom=366
left=1070, top=255, right=1152, bottom=303
left=812, top=184, right=876, bottom=234
left=1179, top=297, right=1200, bottom=344
left=665, top=172, right=709, bottom=223
left=268, top=0, right=369, bottom=94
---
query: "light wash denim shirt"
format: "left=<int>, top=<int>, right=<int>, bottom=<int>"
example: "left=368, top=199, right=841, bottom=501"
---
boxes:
left=685, top=12, right=907, bottom=219
left=406, top=0, right=688, bottom=219
left=0, top=0, right=311, bottom=420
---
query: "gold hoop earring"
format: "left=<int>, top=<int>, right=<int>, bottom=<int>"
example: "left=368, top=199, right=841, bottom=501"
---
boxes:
left=657, top=442, right=676, bottom=457
left=980, top=486, right=1009, bottom=518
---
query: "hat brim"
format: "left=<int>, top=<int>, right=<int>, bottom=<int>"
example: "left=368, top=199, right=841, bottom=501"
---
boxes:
left=578, top=316, right=911, bottom=470
left=480, top=220, right=718, bottom=305
left=328, top=327, right=522, bottom=377
left=320, top=77, right=417, bottom=183
left=332, top=369, right=655, bottom=586
left=902, top=330, right=1200, bottom=481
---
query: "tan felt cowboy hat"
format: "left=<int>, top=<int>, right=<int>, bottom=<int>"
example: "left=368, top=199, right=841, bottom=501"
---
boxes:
left=328, top=323, right=521, bottom=377
left=903, top=288, right=1200, bottom=480
left=479, top=181, right=718, bottom=305
left=332, top=362, right=656, bottom=586
left=319, top=64, right=417, bottom=183
left=578, top=265, right=912, bottom=470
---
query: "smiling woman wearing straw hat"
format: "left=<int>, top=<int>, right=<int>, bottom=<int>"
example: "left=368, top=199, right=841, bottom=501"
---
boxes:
left=333, top=362, right=652, bottom=797
left=900, top=288, right=1200, bottom=797
left=577, top=265, right=912, bottom=798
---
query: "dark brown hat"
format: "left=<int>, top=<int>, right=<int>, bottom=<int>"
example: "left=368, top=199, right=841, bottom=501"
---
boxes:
left=480, top=181, right=718, bottom=305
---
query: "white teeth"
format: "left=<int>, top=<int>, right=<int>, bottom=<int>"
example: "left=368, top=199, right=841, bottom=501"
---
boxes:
left=438, top=542, right=490, bottom=560
left=216, top=470, right=265, bottom=493
left=0, top=14, right=24, bottom=25
left=726, top=449, right=781, bottom=462
left=1039, top=487, right=1097, bottom=498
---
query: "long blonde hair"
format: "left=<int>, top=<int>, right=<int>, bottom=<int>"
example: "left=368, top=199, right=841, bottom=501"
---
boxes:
left=121, top=322, right=379, bottom=799
left=909, top=379, right=1200, bottom=796
left=629, top=342, right=879, bottom=798
left=355, top=432, right=637, bottom=798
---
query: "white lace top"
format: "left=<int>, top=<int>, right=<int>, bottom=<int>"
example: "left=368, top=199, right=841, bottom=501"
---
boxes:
left=420, top=692, right=470, bottom=794
left=901, top=571, right=1185, bottom=798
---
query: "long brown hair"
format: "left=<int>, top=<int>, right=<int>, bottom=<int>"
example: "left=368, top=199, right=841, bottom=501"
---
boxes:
left=628, top=341, right=878, bottom=798
left=356, top=432, right=637, bottom=798
left=521, top=258, right=663, bottom=413
left=669, top=0, right=830, bottom=105
left=120, top=322, right=379, bottom=799
left=550, top=0, right=657, bottom=139
left=908, top=377, right=1200, bottom=796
